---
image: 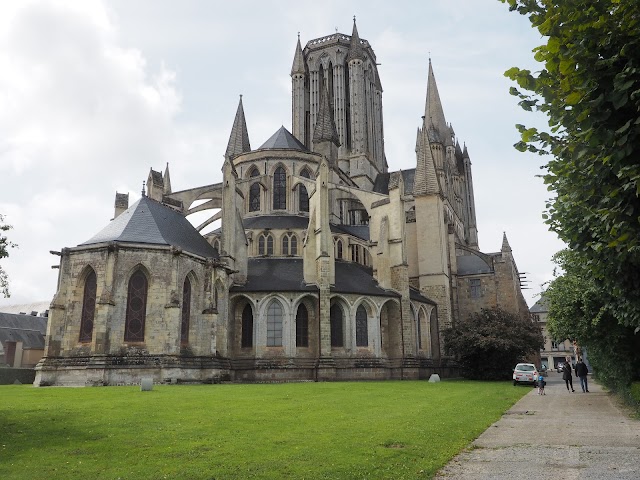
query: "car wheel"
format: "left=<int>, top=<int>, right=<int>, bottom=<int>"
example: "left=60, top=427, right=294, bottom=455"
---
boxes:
left=513, top=380, right=517, bottom=386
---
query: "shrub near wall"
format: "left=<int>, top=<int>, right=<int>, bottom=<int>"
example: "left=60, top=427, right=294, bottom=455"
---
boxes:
left=0, top=367, right=35, bottom=385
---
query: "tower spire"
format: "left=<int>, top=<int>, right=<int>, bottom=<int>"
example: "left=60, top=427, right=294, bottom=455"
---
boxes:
left=163, top=162, right=172, bottom=194
left=424, top=59, right=448, bottom=143
left=502, top=232, right=512, bottom=252
left=225, top=95, right=251, bottom=159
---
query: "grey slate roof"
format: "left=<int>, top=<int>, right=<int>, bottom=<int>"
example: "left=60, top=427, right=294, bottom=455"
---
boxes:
left=231, top=258, right=399, bottom=297
left=258, top=126, right=309, bottom=151
left=332, top=224, right=370, bottom=241
left=530, top=294, right=549, bottom=313
left=456, top=253, right=493, bottom=275
left=0, top=312, right=47, bottom=351
left=410, top=288, right=436, bottom=305
left=373, top=169, right=415, bottom=195
left=81, top=196, right=218, bottom=259
left=243, top=215, right=310, bottom=230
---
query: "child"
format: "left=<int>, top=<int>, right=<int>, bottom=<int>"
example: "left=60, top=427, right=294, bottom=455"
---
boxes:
left=537, top=374, right=546, bottom=395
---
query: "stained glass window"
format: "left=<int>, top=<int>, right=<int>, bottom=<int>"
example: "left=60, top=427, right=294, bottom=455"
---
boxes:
left=273, top=167, right=286, bottom=210
left=181, top=277, right=191, bottom=345
left=296, top=304, right=308, bottom=347
left=125, top=270, right=148, bottom=342
left=79, top=269, right=96, bottom=343
left=356, top=305, right=368, bottom=347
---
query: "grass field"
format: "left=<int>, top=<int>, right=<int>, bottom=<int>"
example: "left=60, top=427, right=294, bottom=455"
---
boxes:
left=0, top=380, right=529, bottom=479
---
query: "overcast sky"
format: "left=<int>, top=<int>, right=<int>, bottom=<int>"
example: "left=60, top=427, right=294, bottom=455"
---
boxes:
left=0, top=0, right=565, bottom=308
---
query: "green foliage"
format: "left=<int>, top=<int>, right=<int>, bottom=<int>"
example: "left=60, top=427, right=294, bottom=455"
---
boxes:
left=0, top=381, right=528, bottom=480
left=443, top=307, right=544, bottom=380
left=501, top=0, right=640, bottom=327
left=545, top=250, right=640, bottom=391
left=0, top=213, right=17, bottom=298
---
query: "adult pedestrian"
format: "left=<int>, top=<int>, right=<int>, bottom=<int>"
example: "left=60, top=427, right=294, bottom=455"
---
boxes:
left=575, top=357, right=589, bottom=392
left=562, top=363, right=575, bottom=392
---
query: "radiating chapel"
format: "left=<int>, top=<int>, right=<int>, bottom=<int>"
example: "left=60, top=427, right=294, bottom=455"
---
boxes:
left=36, top=21, right=529, bottom=386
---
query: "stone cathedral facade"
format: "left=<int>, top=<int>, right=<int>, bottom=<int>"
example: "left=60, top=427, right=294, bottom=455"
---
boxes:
left=35, top=21, right=529, bottom=386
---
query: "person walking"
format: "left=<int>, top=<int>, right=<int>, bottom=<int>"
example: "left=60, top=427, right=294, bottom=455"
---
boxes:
left=575, top=358, right=589, bottom=392
left=563, top=363, right=575, bottom=392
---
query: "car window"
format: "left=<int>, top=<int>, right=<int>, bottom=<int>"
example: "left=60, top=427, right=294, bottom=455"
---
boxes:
left=516, top=364, right=534, bottom=371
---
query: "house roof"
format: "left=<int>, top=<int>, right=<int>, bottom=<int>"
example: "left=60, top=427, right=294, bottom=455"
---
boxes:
left=410, top=288, right=436, bottom=305
left=258, top=126, right=309, bottom=151
left=530, top=295, right=549, bottom=313
left=0, top=312, right=47, bottom=352
left=230, top=258, right=399, bottom=297
left=80, top=196, right=218, bottom=259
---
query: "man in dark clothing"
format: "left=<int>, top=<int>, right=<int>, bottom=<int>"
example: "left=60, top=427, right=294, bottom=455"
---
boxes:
left=575, top=358, right=589, bottom=392
left=563, top=363, right=575, bottom=392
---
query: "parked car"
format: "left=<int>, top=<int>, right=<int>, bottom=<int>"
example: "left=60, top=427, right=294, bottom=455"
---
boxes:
left=513, top=363, right=539, bottom=386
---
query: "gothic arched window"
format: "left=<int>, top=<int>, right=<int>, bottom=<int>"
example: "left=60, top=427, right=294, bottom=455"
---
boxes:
left=241, top=304, right=253, bottom=348
left=249, top=182, right=260, bottom=212
left=124, top=270, right=148, bottom=342
left=299, top=169, right=310, bottom=213
left=258, top=233, right=274, bottom=256
left=79, top=268, right=97, bottom=343
left=336, top=239, right=343, bottom=260
left=181, top=277, right=191, bottom=345
left=282, top=233, right=298, bottom=255
left=296, top=304, right=309, bottom=347
left=356, top=305, right=368, bottom=347
left=273, top=166, right=286, bottom=210
left=267, top=300, right=283, bottom=347
left=330, top=304, right=343, bottom=347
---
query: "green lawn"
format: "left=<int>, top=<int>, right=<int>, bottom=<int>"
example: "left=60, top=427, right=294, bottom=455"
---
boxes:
left=0, top=380, right=529, bottom=479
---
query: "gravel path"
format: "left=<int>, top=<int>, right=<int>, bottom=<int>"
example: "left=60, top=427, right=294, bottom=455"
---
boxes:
left=435, top=372, right=640, bottom=479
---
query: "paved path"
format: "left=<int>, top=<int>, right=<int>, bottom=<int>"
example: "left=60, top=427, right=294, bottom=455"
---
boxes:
left=435, top=372, right=640, bottom=479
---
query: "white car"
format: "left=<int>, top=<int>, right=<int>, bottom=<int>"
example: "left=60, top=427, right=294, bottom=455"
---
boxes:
left=513, top=363, right=539, bottom=386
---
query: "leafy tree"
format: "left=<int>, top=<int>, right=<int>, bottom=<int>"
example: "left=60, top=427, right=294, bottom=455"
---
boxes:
left=0, top=213, right=17, bottom=298
left=545, top=250, right=640, bottom=391
left=501, top=0, right=640, bottom=328
left=443, top=307, right=543, bottom=380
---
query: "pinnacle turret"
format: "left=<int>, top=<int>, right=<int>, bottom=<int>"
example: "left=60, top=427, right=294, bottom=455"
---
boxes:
left=225, top=95, right=251, bottom=159
left=313, top=86, right=340, bottom=146
left=347, top=17, right=365, bottom=62
left=163, top=163, right=172, bottom=194
left=413, top=127, right=440, bottom=197
left=291, top=34, right=306, bottom=76
left=501, top=232, right=512, bottom=252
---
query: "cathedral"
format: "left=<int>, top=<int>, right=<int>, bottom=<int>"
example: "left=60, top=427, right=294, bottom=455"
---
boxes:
left=35, top=21, right=529, bottom=386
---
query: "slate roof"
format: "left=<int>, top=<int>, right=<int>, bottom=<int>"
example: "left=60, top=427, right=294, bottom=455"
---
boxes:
left=0, top=312, right=47, bottom=352
left=332, top=224, right=370, bottom=241
left=243, top=215, right=310, bottom=230
left=80, top=196, right=218, bottom=259
left=456, top=253, right=493, bottom=275
left=231, top=258, right=399, bottom=297
left=258, top=126, right=309, bottom=151
left=410, top=288, right=436, bottom=305
left=373, top=169, right=415, bottom=195
left=530, top=294, right=549, bottom=313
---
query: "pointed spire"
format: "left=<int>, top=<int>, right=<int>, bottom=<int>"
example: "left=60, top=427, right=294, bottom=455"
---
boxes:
left=225, top=95, right=251, bottom=159
left=163, top=162, right=172, bottom=194
left=455, top=140, right=463, bottom=159
left=313, top=86, right=340, bottom=146
left=501, top=232, right=512, bottom=252
left=463, top=143, right=469, bottom=159
left=291, top=33, right=306, bottom=76
left=347, top=16, right=365, bottom=62
left=424, top=59, right=448, bottom=144
left=413, top=128, right=440, bottom=197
